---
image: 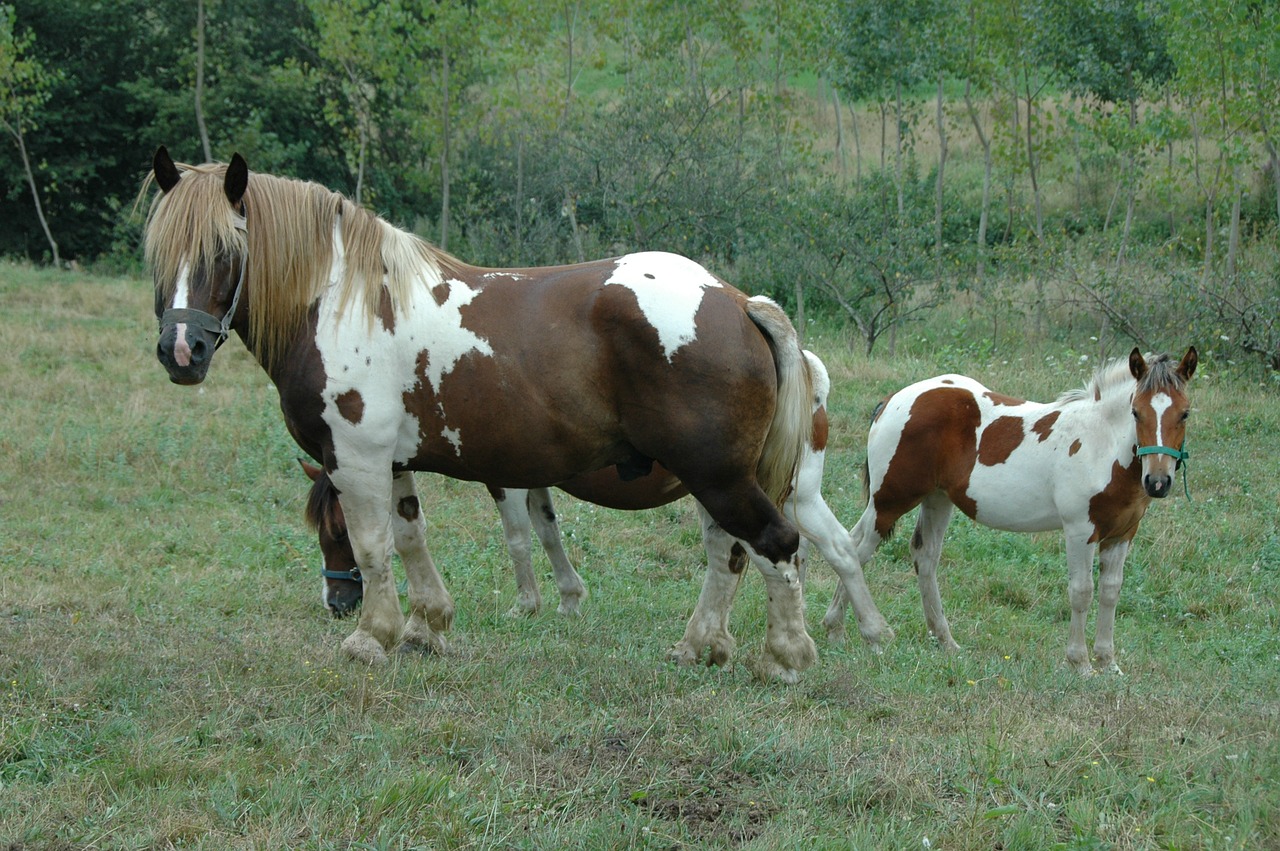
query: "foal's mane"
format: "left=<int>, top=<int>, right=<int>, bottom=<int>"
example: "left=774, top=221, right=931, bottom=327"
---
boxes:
left=144, top=160, right=460, bottom=367
left=303, top=469, right=342, bottom=539
left=1057, top=352, right=1186, bottom=407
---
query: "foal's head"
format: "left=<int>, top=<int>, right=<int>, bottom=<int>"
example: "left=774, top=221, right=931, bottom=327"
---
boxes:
left=1129, top=346, right=1197, bottom=499
left=298, top=460, right=364, bottom=617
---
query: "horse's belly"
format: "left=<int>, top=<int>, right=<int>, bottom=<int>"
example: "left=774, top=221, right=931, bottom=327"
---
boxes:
left=965, top=467, right=1061, bottom=532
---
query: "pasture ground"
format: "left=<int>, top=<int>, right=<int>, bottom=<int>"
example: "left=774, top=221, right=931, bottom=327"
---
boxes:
left=2, top=262, right=1277, bottom=849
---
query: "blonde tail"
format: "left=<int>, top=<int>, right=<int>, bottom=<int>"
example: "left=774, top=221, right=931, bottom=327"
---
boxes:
left=745, top=296, right=813, bottom=506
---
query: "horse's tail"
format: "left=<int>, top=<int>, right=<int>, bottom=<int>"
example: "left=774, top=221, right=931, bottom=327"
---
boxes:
left=862, top=397, right=889, bottom=506
left=745, top=296, right=813, bottom=506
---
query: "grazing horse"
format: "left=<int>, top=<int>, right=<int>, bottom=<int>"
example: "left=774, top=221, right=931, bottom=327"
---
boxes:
left=822, top=348, right=1197, bottom=674
left=300, top=351, right=896, bottom=664
left=145, top=147, right=842, bottom=681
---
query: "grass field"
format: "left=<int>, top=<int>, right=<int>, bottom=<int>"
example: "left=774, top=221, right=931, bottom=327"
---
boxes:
left=2, top=261, right=1278, bottom=849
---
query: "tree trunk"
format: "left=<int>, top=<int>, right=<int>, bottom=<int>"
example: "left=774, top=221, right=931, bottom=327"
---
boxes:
left=439, top=46, right=451, bottom=251
left=831, top=83, right=845, bottom=182
left=194, top=0, right=212, bottom=162
left=894, top=80, right=905, bottom=222
left=9, top=123, right=59, bottom=266
left=963, top=82, right=991, bottom=283
left=934, top=72, right=948, bottom=278
left=850, top=100, right=863, bottom=189
left=1226, top=178, right=1241, bottom=281
left=1023, top=77, right=1044, bottom=242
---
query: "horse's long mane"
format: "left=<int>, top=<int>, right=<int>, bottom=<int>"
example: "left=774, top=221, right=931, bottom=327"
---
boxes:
left=1057, top=352, right=1186, bottom=406
left=144, top=160, right=460, bottom=367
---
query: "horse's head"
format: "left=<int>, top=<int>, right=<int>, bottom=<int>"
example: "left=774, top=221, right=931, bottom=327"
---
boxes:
left=1129, top=346, right=1197, bottom=499
left=299, top=459, right=364, bottom=618
left=147, top=146, right=250, bottom=385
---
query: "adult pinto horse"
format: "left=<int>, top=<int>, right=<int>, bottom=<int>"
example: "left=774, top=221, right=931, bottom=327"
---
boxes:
left=299, top=351, right=896, bottom=665
left=822, top=348, right=1197, bottom=674
left=146, top=148, right=826, bottom=680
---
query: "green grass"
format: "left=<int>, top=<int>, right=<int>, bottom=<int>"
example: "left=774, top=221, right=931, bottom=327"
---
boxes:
left=2, top=261, right=1277, bottom=849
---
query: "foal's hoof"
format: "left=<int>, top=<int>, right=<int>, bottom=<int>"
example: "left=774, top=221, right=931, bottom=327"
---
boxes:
left=342, top=631, right=390, bottom=665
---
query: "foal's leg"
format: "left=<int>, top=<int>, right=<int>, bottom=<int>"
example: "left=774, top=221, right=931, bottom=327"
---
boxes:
left=1092, top=538, right=1130, bottom=674
left=392, top=471, right=454, bottom=655
left=490, top=487, right=544, bottom=617
left=821, top=507, right=887, bottom=643
left=912, top=494, right=960, bottom=651
left=787, top=473, right=894, bottom=651
left=670, top=503, right=745, bottom=667
left=525, top=488, right=588, bottom=616
left=1064, top=536, right=1100, bottom=675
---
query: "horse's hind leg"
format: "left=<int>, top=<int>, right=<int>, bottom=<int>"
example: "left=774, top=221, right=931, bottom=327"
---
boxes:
left=913, top=493, right=959, bottom=651
left=1093, top=538, right=1130, bottom=674
left=490, top=486, right=544, bottom=617
left=821, top=506, right=889, bottom=644
left=670, top=503, right=745, bottom=667
left=392, top=471, right=454, bottom=654
left=694, top=487, right=816, bottom=684
left=787, top=451, right=894, bottom=651
left=526, top=488, right=588, bottom=616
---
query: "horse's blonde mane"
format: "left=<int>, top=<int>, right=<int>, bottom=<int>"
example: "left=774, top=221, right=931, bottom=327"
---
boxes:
left=144, top=160, right=456, bottom=368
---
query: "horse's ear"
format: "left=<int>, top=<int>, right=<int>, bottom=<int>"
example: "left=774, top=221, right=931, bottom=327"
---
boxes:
left=1178, top=346, right=1198, bottom=381
left=297, top=457, right=324, bottom=482
left=1128, top=347, right=1147, bottom=381
left=153, top=146, right=181, bottom=193
left=225, top=152, right=249, bottom=207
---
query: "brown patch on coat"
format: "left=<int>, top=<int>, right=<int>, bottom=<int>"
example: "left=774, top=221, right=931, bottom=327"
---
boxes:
left=376, top=287, right=396, bottom=334
left=1087, top=459, right=1149, bottom=543
left=431, top=280, right=451, bottom=306
left=1031, top=411, right=1060, bottom=442
left=984, top=390, right=1025, bottom=406
left=978, top=416, right=1024, bottom=466
left=728, top=543, right=748, bottom=574
left=1069, top=439, right=1082, bottom=456
left=810, top=407, right=829, bottom=452
left=872, top=387, right=981, bottom=538
left=397, top=495, right=420, bottom=522
left=335, top=389, right=364, bottom=424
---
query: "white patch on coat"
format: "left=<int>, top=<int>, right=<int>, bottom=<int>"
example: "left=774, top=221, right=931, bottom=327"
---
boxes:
left=314, top=223, right=495, bottom=465
left=170, top=262, right=193, bottom=366
left=605, top=251, right=723, bottom=361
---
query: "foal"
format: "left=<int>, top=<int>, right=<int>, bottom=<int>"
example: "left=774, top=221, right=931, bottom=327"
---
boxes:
left=823, top=348, right=1197, bottom=674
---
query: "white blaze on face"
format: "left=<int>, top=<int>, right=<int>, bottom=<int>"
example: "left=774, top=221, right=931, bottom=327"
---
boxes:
left=168, top=261, right=195, bottom=367
left=605, top=252, right=723, bottom=361
left=1148, top=392, right=1173, bottom=447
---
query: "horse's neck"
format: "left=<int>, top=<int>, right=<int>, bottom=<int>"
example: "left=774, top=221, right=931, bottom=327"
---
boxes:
left=1060, top=387, right=1137, bottom=456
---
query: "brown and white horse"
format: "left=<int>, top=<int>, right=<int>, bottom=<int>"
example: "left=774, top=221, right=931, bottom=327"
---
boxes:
left=300, top=351, right=895, bottom=664
left=822, top=348, right=1197, bottom=674
left=144, top=147, right=849, bottom=681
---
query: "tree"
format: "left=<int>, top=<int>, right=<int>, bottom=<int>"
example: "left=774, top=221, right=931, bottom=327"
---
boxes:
left=0, top=3, right=59, bottom=265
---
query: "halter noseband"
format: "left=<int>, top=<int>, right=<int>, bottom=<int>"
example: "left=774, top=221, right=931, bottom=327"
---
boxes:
left=1137, top=441, right=1191, bottom=499
left=322, top=566, right=363, bottom=584
left=158, top=211, right=248, bottom=350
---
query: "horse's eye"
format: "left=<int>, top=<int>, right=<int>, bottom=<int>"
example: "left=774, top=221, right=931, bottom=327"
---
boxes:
left=1131, top=409, right=1140, bottom=420
left=1180, top=411, right=1190, bottom=421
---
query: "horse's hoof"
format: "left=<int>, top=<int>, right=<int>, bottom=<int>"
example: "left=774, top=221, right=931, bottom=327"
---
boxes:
left=425, top=604, right=455, bottom=633
left=506, top=603, right=540, bottom=618
left=668, top=642, right=700, bottom=667
left=401, top=620, right=448, bottom=655
left=342, top=631, right=389, bottom=664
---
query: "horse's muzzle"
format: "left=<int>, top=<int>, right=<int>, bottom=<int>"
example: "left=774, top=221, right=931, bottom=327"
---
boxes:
left=1143, top=473, right=1172, bottom=499
left=323, top=580, right=363, bottom=618
left=156, top=323, right=215, bottom=385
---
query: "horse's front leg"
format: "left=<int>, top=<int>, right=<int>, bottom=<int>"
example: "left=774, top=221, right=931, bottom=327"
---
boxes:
left=1093, top=538, right=1130, bottom=674
left=1064, top=536, right=1099, bottom=675
left=333, top=473, right=403, bottom=664
left=393, top=471, right=454, bottom=654
left=671, top=504, right=744, bottom=667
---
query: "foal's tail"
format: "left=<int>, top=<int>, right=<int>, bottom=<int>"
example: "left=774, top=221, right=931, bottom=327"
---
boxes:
left=745, top=296, right=813, bottom=506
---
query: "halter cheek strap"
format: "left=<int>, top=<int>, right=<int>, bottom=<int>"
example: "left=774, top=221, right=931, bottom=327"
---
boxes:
left=1137, top=441, right=1191, bottom=499
left=158, top=213, right=248, bottom=350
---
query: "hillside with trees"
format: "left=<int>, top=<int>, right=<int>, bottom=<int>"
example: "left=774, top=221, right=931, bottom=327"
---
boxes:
left=2, top=0, right=1277, bottom=369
